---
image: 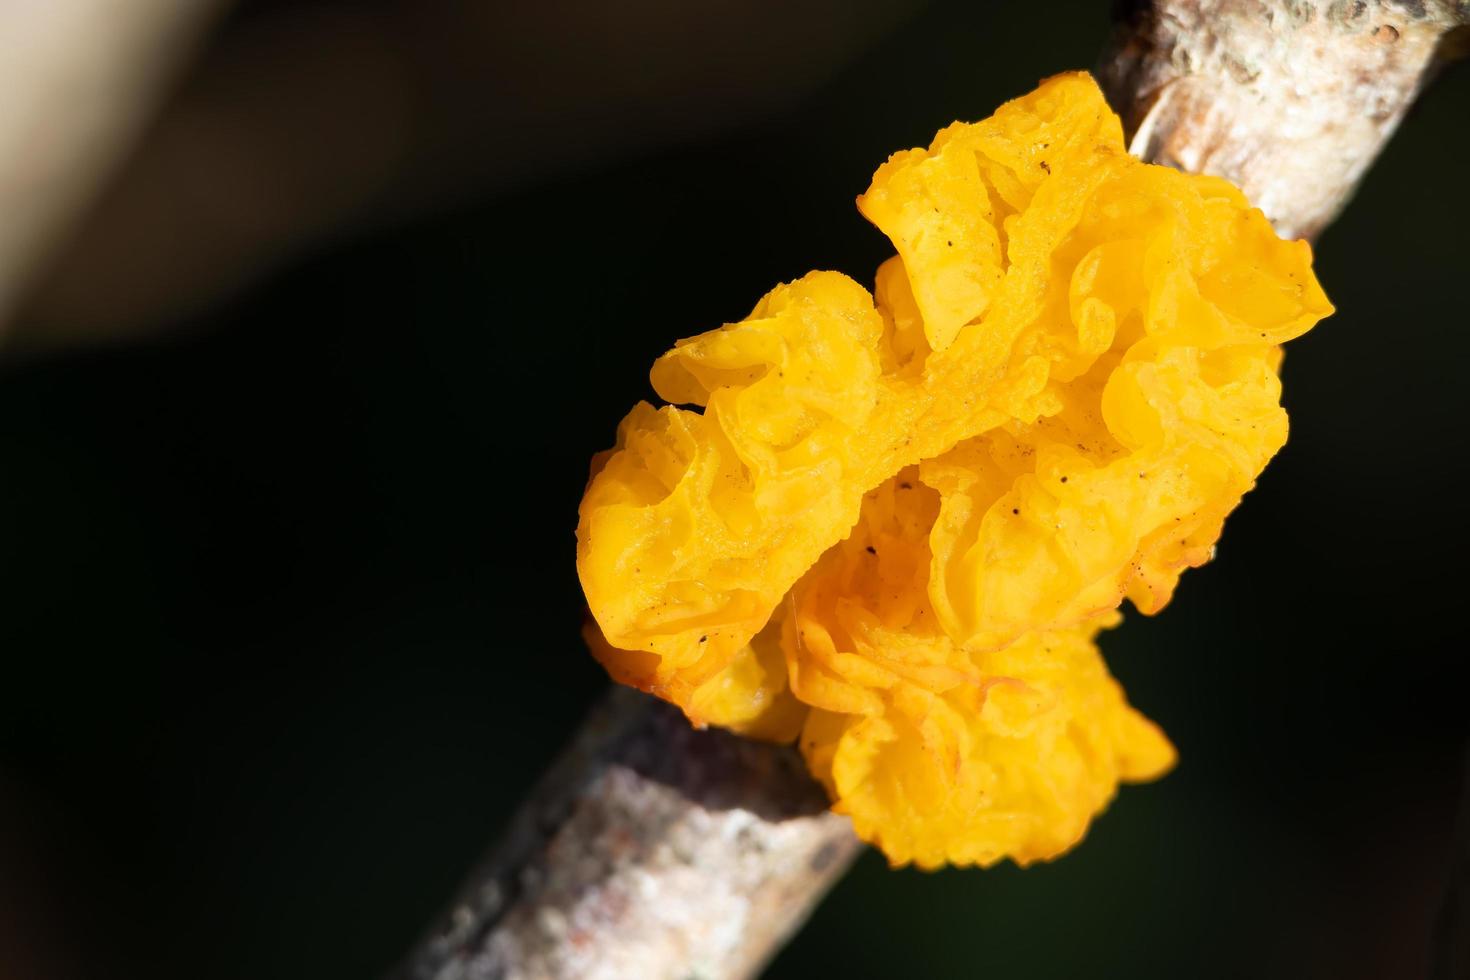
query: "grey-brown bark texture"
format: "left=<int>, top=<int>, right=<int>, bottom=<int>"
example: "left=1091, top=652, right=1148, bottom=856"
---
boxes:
left=396, top=4, right=1468, bottom=979
left=1100, top=0, right=1469, bottom=240
left=394, top=688, right=861, bottom=980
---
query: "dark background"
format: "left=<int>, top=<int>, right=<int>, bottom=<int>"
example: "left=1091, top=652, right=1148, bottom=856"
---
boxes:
left=2, top=1, right=1466, bottom=978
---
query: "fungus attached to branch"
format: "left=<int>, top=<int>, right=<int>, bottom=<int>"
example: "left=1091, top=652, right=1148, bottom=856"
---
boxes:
left=576, top=72, right=1333, bottom=868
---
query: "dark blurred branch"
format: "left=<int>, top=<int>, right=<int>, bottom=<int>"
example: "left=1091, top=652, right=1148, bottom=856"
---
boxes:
left=5, top=0, right=921, bottom=351
left=0, top=0, right=226, bottom=326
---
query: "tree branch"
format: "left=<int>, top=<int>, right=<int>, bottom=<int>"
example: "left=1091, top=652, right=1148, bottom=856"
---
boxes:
left=0, top=0, right=226, bottom=327
left=394, top=5, right=1467, bottom=978
left=1099, top=0, right=1468, bottom=240
left=394, top=688, right=860, bottom=980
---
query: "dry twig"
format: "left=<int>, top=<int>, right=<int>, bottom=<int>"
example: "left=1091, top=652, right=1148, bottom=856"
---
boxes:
left=398, top=3, right=1467, bottom=978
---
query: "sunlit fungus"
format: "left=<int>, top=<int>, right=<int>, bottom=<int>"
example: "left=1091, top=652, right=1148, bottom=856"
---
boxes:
left=576, top=72, right=1332, bottom=867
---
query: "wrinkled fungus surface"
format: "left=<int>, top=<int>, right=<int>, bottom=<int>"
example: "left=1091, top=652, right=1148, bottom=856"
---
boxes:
left=576, top=72, right=1332, bottom=868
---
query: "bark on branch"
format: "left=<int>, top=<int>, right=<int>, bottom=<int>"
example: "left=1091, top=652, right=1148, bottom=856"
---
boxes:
left=394, top=688, right=860, bottom=980
left=395, top=4, right=1467, bottom=978
left=1100, top=0, right=1469, bottom=240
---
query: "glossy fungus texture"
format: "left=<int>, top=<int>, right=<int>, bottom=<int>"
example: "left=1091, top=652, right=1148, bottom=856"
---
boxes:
left=576, top=72, right=1331, bottom=867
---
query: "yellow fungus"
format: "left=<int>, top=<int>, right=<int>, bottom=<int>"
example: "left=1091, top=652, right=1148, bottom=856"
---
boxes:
left=575, top=71, right=1331, bottom=867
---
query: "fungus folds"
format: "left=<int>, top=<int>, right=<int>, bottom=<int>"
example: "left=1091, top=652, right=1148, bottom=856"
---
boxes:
left=576, top=73, right=1331, bottom=868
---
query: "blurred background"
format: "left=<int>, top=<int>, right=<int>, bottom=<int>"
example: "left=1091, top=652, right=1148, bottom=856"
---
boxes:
left=0, top=1, right=1466, bottom=978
